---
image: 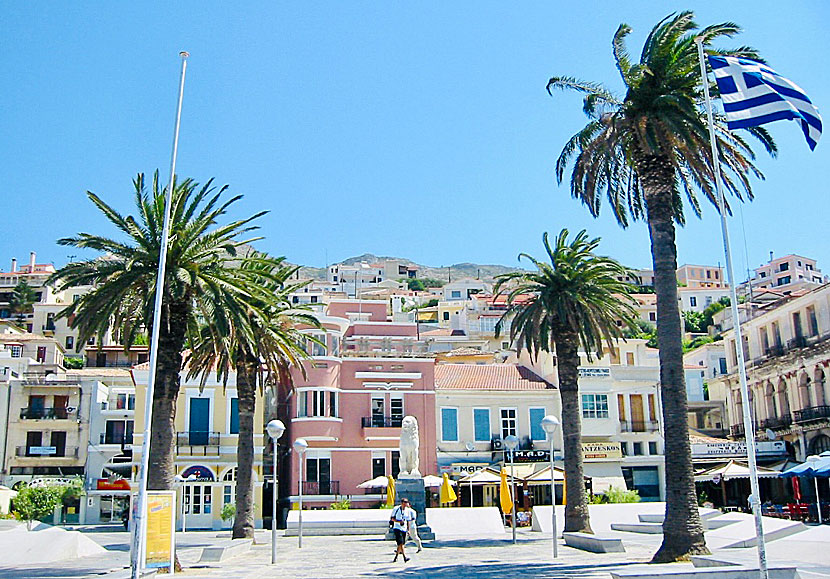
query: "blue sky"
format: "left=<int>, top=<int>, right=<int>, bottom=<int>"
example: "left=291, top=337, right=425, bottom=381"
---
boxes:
left=2, top=2, right=828, bottom=278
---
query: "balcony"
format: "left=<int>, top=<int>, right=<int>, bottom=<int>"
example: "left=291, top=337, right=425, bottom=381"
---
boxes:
left=787, top=336, right=808, bottom=350
left=301, top=480, right=340, bottom=495
left=100, top=433, right=134, bottom=445
left=731, top=423, right=745, bottom=438
left=760, top=415, right=792, bottom=430
left=764, top=345, right=785, bottom=358
left=793, top=405, right=830, bottom=424
left=15, top=446, right=79, bottom=458
left=176, top=431, right=220, bottom=455
left=361, top=416, right=403, bottom=428
left=619, top=420, right=660, bottom=433
left=19, top=407, right=76, bottom=420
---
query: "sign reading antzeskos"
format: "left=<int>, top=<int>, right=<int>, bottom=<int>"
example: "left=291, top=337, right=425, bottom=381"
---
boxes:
left=582, top=441, right=622, bottom=460
left=691, top=440, right=786, bottom=458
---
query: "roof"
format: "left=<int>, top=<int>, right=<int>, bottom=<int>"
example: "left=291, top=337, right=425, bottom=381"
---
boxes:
left=688, top=429, right=730, bottom=445
left=440, top=347, right=491, bottom=358
left=434, top=363, right=554, bottom=391
left=0, top=332, right=54, bottom=342
left=67, top=368, right=132, bottom=378
left=420, top=328, right=453, bottom=337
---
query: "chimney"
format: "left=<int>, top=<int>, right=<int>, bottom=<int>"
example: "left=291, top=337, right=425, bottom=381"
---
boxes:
left=769, top=251, right=774, bottom=262
left=28, top=251, right=36, bottom=272
left=10, top=258, right=17, bottom=272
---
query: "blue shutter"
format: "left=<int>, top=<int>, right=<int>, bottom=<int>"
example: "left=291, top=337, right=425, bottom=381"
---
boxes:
left=529, top=408, right=546, bottom=441
left=230, top=398, right=239, bottom=434
left=473, top=409, right=490, bottom=441
left=441, top=408, right=458, bottom=442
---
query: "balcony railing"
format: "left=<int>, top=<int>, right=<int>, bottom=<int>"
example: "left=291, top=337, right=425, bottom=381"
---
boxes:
left=15, top=446, right=79, bottom=458
left=731, top=423, right=746, bottom=438
left=301, top=480, right=340, bottom=495
left=793, top=405, right=830, bottom=424
left=100, top=433, right=134, bottom=445
left=176, top=431, right=220, bottom=455
left=619, top=420, right=660, bottom=433
left=764, top=345, right=785, bottom=358
left=19, top=407, right=76, bottom=420
left=787, top=336, right=808, bottom=350
left=760, top=415, right=792, bottom=430
left=361, top=416, right=403, bottom=428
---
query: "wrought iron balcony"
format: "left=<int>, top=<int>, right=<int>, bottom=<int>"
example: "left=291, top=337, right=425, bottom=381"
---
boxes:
left=619, top=420, right=660, bottom=433
left=176, top=431, right=220, bottom=455
left=15, top=446, right=79, bottom=458
left=361, top=416, right=403, bottom=428
left=100, top=433, right=134, bottom=445
left=301, top=480, right=340, bottom=495
left=730, top=423, right=745, bottom=438
left=19, top=407, right=75, bottom=420
left=760, top=415, right=792, bottom=430
left=793, top=405, right=830, bottom=424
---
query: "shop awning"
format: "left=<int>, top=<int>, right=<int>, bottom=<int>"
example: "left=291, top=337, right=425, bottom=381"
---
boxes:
left=525, top=465, right=565, bottom=483
left=583, top=462, right=626, bottom=493
left=694, top=459, right=780, bottom=482
left=458, top=468, right=511, bottom=485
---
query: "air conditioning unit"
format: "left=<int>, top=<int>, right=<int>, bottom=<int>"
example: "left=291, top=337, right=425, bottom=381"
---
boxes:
left=491, top=438, right=504, bottom=451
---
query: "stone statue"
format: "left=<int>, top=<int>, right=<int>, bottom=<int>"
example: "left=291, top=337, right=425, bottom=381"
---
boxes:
left=398, top=415, right=421, bottom=478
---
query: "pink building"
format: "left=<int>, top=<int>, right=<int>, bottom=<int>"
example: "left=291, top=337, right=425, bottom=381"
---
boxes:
left=285, top=300, right=437, bottom=509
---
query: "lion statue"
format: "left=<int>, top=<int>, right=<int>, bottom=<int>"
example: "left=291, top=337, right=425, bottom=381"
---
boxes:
left=398, top=415, right=421, bottom=478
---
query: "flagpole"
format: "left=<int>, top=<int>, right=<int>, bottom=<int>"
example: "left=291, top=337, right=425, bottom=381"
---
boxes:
left=695, top=37, right=769, bottom=579
left=131, top=50, right=189, bottom=579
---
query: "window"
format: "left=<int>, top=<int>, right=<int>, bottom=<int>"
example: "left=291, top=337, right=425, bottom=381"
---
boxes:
left=65, top=336, right=74, bottom=350
left=441, top=408, right=458, bottom=442
left=500, top=408, right=517, bottom=439
left=229, top=398, right=239, bottom=434
left=372, top=456, right=386, bottom=479
left=626, top=352, right=635, bottom=366
left=307, top=333, right=327, bottom=357
left=306, top=456, right=332, bottom=493
left=451, top=291, right=462, bottom=299
left=298, top=390, right=329, bottom=418
left=10, top=345, right=22, bottom=358
left=113, top=393, right=135, bottom=410
left=391, top=451, right=401, bottom=479
left=621, top=466, right=660, bottom=499
left=529, top=408, right=546, bottom=441
left=648, top=441, right=658, bottom=455
left=779, top=262, right=789, bottom=271
left=632, top=442, right=643, bottom=456
left=719, top=358, right=727, bottom=375
left=649, top=312, right=656, bottom=322
left=223, top=468, right=236, bottom=505
left=581, top=394, right=609, bottom=418
left=473, top=409, right=490, bottom=442
left=778, top=276, right=791, bottom=286
left=443, top=312, right=450, bottom=321
left=329, top=391, right=338, bottom=418
left=104, top=420, right=134, bottom=444
left=390, top=396, right=403, bottom=426
left=690, top=296, right=697, bottom=307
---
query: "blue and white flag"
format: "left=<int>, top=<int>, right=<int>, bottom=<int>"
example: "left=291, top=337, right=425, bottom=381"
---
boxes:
left=708, top=55, right=821, bottom=150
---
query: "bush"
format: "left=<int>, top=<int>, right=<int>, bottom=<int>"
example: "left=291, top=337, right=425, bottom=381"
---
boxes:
left=63, top=357, right=84, bottom=369
left=591, top=486, right=641, bottom=504
left=220, top=502, right=236, bottom=522
left=14, top=484, right=63, bottom=529
left=329, top=498, right=351, bottom=510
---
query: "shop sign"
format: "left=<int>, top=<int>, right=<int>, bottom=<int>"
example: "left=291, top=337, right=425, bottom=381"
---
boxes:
left=181, top=465, right=215, bottom=481
left=582, top=441, right=622, bottom=460
left=28, top=446, right=56, bottom=455
left=513, top=449, right=550, bottom=463
left=144, top=491, right=175, bottom=571
left=578, top=367, right=611, bottom=378
left=97, top=478, right=132, bottom=491
left=448, top=463, right=489, bottom=475
left=691, top=440, right=786, bottom=458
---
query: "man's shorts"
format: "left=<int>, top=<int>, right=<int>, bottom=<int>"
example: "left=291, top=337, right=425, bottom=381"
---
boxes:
left=393, top=529, right=406, bottom=545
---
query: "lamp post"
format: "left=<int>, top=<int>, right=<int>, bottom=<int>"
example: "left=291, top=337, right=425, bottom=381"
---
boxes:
left=541, top=415, right=561, bottom=559
left=504, top=434, right=519, bottom=544
left=266, top=420, right=286, bottom=565
left=807, top=455, right=823, bottom=525
left=293, top=438, right=308, bottom=548
left=174, top=473, right=197, bottom=533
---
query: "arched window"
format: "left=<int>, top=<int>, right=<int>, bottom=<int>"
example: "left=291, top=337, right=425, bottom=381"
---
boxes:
left=809, top=434, right=830, bottom=455
left=222, top=467, right=236, bottom=505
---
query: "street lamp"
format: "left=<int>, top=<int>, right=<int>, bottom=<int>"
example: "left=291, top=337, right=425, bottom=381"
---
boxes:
left=173, top=473, right=197, bottom=533
left=541, top=415, right=561, bottom=559
left=293, top=438, right=308, bottom=548
left=266, top=420, right=286, bottom=565
left=807, top=455, right=823, bottom=525
left=503, top=434, right=519, bottom=545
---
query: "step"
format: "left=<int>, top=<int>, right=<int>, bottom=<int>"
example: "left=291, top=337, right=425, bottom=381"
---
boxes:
left=198, top=538, right=252, bottom=563
left=611, top=565, right=798, bottom=579
left=563, top=532, right=625, bottom=553
left=610, top=522, right=664, bottom=534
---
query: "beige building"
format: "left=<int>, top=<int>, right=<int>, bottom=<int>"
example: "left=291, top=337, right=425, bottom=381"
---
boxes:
left=712, top=283, right=830, bottom=460
left=676, top=264, right=726, bottom=289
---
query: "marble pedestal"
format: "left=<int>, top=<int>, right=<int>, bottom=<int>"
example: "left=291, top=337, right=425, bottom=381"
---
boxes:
left=385, top=477, right=435, bottom=540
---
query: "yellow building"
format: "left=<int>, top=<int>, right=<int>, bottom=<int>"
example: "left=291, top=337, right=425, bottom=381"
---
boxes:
left=131, top=364, right=266, bottom=530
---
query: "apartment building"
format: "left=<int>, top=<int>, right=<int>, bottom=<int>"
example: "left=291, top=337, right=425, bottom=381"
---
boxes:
left=749, top=254, right=825, bottom=295
left=327, top=262, right=385, bottom=298
left=683, top=342, right=728, bottom=438
left=712, top=283, right=830, bottom=461
left=676, top=264, right=726, bottom=289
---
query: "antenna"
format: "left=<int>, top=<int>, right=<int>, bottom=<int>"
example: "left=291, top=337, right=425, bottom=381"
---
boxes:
left=67, top=255, right=77, bottom=263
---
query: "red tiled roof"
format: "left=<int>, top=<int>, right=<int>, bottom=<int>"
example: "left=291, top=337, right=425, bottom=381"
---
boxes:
left=435, top=364, right=554, bottom=391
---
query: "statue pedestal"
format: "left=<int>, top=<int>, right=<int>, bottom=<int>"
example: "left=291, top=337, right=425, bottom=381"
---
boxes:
left=385, top=477, right=435, bottom=540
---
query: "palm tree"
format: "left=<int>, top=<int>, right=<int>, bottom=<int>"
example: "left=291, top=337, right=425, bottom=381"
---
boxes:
left=547, top=12, right=775, bottom=560
left=494, top=230, right=637, bottom=533
left=187, top=254, right=318, bottom=539
left=51, top=172, right=268, bottom=491
left=10, top=281, right=37, bottom=329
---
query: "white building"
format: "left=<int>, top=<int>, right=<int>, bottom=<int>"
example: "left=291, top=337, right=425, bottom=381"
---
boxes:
left=749, top=253, right=825, bottom=295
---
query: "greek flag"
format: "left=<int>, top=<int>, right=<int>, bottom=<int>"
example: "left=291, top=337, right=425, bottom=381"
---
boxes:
left=708, top=55, right=821, bottom=150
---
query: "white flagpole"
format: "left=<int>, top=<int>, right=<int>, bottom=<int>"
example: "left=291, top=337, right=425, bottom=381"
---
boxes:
left=131, top=50, right=189, bottom=579
left=695, top=37, right=769, bottom=579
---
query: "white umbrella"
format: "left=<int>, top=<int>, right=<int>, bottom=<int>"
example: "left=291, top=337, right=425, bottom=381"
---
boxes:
left=357, top=475, right=389, bottom=489
left=424, top=475, right=456, bottom=488
left=0, top=485, right=17, bottom=515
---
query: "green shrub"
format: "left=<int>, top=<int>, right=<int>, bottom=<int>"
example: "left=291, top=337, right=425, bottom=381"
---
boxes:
left=591, top=486, right=641, bottom=504
left=329, top=498, right=351, bottom=510
left=63, top=357, right=84, bottom=369
left=14, top=484, right=63, bottom=529
left=220, top=502, right=236, bottom=522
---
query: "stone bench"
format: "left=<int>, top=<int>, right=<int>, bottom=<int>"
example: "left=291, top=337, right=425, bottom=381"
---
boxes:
left=197, top=538, right=253, bottom=563
left=562, top=532, right=625, bottom=553
left=611, top=565, right=798, bottom=579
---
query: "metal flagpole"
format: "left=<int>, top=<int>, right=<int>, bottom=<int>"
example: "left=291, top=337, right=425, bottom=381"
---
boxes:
left=131, top=51, right=189, bottom=579
left=695, top=37, right=769, bottom=579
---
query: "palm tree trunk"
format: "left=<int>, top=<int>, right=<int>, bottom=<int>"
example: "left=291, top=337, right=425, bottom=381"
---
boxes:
left=274, top=365, right=294, bottom=530
left=639, top=155, right=709, bottom=562
left=233, top=349, right=257, bottom=539
left=147, top=300, right=189, bottom=491
left=556, top=331, right=593, bottom=533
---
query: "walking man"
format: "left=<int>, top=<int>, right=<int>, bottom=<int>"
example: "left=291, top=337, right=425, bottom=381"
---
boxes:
left=389, top=497, right=415, bottom=562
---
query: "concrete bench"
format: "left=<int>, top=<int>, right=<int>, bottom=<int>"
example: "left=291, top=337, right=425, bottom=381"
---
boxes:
left=198, top=538, right=253, bottom=563
left=611, top=565, right=798, bottom=579
left=563, top=532, right=625, bottom=553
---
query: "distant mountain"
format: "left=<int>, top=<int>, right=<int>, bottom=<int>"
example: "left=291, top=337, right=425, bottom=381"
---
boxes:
left=296, top=253, right=525, bottom=283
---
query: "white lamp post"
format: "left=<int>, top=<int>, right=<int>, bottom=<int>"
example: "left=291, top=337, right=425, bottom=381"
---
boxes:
left=293, top=438, right=308, bottom=548
left=504, top=434, right=520, bottom=545
left=541, top=415, right=561, bottom=559
left=807, top=455, right=823, bottom=525
left=174, top=473, right=197, bottom=533
left=266, top=420, right=286, bottom=565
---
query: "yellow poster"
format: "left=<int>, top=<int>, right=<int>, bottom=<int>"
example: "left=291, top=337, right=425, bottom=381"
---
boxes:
left=145, top=491, right=175, bottom=570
